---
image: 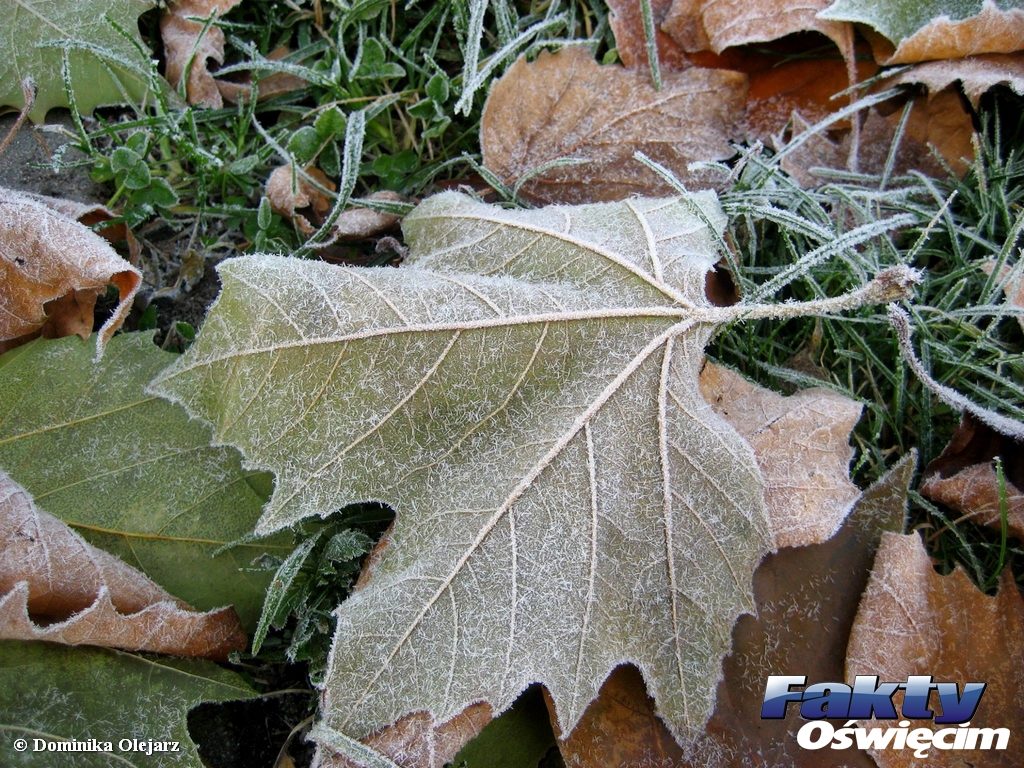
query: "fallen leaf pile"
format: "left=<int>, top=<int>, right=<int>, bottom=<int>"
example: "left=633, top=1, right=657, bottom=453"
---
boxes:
left=482, top=0, right=1024, bottom=196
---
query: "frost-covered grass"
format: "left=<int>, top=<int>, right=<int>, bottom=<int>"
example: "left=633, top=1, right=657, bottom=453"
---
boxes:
left=709, top=101, right=1024, bottom=589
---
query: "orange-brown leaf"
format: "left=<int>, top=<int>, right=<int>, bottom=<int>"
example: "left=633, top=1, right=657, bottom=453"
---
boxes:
left=607, top=0, right=690, bottom=69
left=0, top=470, right=246, bottom=660
left=0, top=187, right=141, bottom=358
left=888, top=53, right=1024, bottom=106
left=663, top=0, right=851, bottom=55
left=921, top=414, right=1024, bottom=541
left=266, top=164, right=336, bottom=236
left=780, top=87, right=975, bottom=185
left=845, top=531, right=1024, bottom=768
left=879, top=3, right=1024, bottom=65
left=161, top=0, right=244, bottom=108
left=700, top=362, right=862, bottom=548
left=481, top=47, right=746, bottom=203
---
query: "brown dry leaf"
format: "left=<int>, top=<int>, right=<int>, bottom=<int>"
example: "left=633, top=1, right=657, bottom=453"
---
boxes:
left=26, top=192, right=141, bottom=265
left=0, top=187, right=141, bottom=358
left=0, top=470, right=246, bottom=661
left=216, top=46, right=308, bottom=104
left=876, top=3, right=1024, bottom=65
left=921, top=414, right=1024, bottom=541
left=746, top=57, right=878, bottom=142
left=481, top=47, right=746, bottom=204
left=780, top=87, right=975, bottom=185
left=552, top=454, right=915, bottom=767
left=607, top=0, right=690, bottom=70
left=845, top=531, right=1024, bottom=768
left=317, top=706, right=493, bottom=768
left=699, top=362, right=862, bottom=548
left=266, top=164, right=336, bottom=235
left=161, top=0, right=244, bottom=108
left=663, top=0, right=851, bottom=56
left=333, top=190, right=406, bottom=243
left=888, top=53, right=1024, bottom=106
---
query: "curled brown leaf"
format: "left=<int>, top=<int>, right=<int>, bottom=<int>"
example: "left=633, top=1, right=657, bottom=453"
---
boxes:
left=161, top=0, right=244, bottom=108
left=0, top=470, right=246, bottom=661
left=0, top=187, right=141, bottom=358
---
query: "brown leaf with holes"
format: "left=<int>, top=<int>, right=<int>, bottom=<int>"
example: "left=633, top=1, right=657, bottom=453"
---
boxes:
left=0, top=470, right=246, bottom=660
left=266, top=164, right=336, bottom=235
left=888, top=53, right=1024, bottom=106
left=481, top=47, right=746, bottom=203
left=921, top=414, right=1024, bottom=541
left=0, top=187, right=141, bottom=358
left=845, top=531, right=1024, bottom=768
left=699, top=362, right=862, bottom=548
left=663, top=0, right=851, bottom=56
left=161, top=0, right=244, bottom=108
left=552, top=455, right=914, bottom=767
left=607, top=0, right=690, bottom=70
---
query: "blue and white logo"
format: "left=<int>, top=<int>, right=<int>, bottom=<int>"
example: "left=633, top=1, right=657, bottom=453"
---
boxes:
left=761, top=675, right=1010, bottom=758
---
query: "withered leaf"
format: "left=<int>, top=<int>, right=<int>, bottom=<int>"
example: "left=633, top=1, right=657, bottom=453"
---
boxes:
left=607, top=0, right=690, bottom=70
left=215, top=45, right=308, bottom=103
left=0, top=186, right=141, bottom=358
left=0, top=470, right=246, bottom=660
left=333, top=190, right=406, bottom=243
left=888, top=53, right=1024, bottom=106
left=663, top=0, right=851, bottom=56
left=780, top=87, right=975, bottom=185
left=161, top=0, right=243, bottom=108
left=984, top=258, right=1024, bottom=332
left=921, top=414, right=1024, bottom=541
left=820, top=0, right=1024, bottom=64
left=481, top=47, right=746, bottom=204
left=845, top=531, right=1024, bottom=768
left=700, top=362, right=862, bottom=548
left=266, top=164, right=336, bottom=235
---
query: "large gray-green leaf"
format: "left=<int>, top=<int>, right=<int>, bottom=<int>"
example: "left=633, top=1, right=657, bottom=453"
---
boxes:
left=0, top=334, right=290, bottom=629
left=0, top=640, right=255, bottom=767
left=150, top=190, right=774, bottom=746
left=820, top=0, right=1024, bottom=63
left=0, top=0, right=155, bottom=122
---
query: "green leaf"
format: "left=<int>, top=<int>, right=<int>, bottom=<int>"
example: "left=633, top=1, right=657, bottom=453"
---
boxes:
left=149, top=191, right=772, bottom=743
left=0, top=333, right=291, bottom=630
left=0, top=640, right=256, bottom=767
left=0, top=0, right=156, bottom=122
left=352, top=38, right=405, bottom=80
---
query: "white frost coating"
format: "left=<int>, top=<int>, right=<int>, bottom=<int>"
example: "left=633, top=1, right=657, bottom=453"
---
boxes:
left=148, top=191, right=874, bottom=755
